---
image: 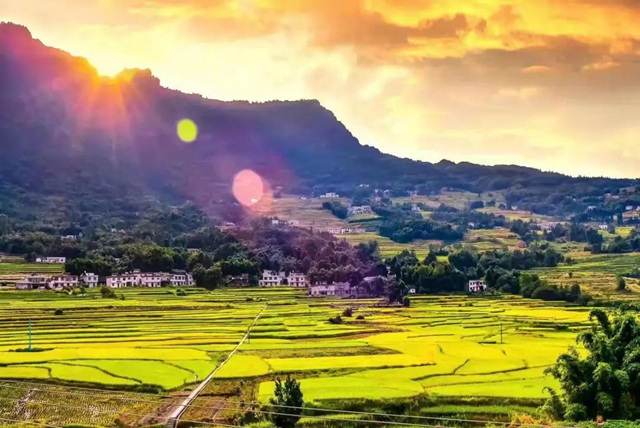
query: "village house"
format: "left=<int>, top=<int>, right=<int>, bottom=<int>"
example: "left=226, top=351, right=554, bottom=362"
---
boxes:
left=467, top=280, right=486, bottom=292
left=187, top=248, right=200, bottom=254
left=258, top=270, right=309, bottom=287
left=225, top=274, right=249, bottom=287
left=61, top=235, right=76, bottom=241
left=137, top=273, right=164, bottom=288
left=412, top=205, right=422, bottom=212
left=347, top=205, right=372, bottom=216
left=16, top=274, right=50, bottom=290
left=626, top=206, right=635, bottom=211
left=106, top=273, right=139, bottom=288
left=170, top=270, right=194, bottom=287
left=308, top=282, right=353, bottom=298
left=259, top=270, right=285, bottom=287
left=271, top=219, right=280, bottom=226
left=598, top=224, right=609, bottom=231
left=326, top=227, right=366, bottom=235
left=48, top=275, right=79, bottom=289
left=288, top=272, right=309, bottom=288
left=409, top=190, right=419, bottom=197
left=35, top=257, right=66, bottom=264
left=287, top=220, right=300, bottom=227
left=80, top=272, right=99, bottom=287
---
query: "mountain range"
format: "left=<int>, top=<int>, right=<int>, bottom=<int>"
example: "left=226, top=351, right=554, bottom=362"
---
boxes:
left=1, top=22, right=638, bottom=230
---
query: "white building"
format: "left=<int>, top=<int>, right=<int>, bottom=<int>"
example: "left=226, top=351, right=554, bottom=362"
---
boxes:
left=170, top=271, right=194, bottom=287
left=16, top=274, right=50, bottom=290
left=309, top=282, right=353, bottom=298
left=587, top=206, right=597, bottom=211
left=271, top=219, right=280, bottom=226
left=80, top=272, right=99, bottom=288
left=106, top=274, right=139, bottom=288
left=137, top=273, right=164, bottom=288
left=259, top=270, right=285, bottom=287
left=288, top=272, right=309, bottom=288
left=259, top=270, right=309, bottom=287
left=598, top=224, right=609, bottom=231
left=187, top=248, right=200, bottom=254
left=408, top=288, right=417, bottom=294
left=287, top=220, right=300, bottom=227
left=48, top=275, right=79, bottom=289
left=36, top=257, right=66, bottom=264
left=319, top=192, right=339, bottom=198
left=326, top=227, right=366, bottom=235
left=348, top=206, right=372, bottom=216
left=61, top=235, right=77, bottom=241
left=468, top=280, right=486, bottom=292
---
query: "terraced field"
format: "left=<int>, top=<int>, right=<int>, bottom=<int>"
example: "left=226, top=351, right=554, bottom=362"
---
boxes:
left=0, top=287, right=592, bottom=426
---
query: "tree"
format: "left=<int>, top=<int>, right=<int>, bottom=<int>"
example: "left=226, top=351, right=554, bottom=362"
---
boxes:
left=617, top=275, right=627, bottom=292
left=545, top=309, right=640, bottom=421
left=203, top=265, right=223, bottom=290
left=269, top=376, right=304, bottom=428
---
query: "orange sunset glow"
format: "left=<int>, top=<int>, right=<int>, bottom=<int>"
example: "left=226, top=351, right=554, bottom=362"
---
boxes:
left=3, top=0, right=640, bottom=177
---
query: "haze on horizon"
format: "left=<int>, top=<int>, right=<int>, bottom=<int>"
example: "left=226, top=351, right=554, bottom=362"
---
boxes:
left=2, top=0, right=640, bottom=179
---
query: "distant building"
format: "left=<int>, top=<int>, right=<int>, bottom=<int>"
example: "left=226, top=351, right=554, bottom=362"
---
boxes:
left=598, top=224, right=608, bottom=231
left=259, top=270, right=309, bottom=287
left=287, top=220, right=300, bottom=227
left=61, top=235, right=77, bottom=241
left=288, top=272, right=309, bottom=288
left=587, top=206, right=597, bottom=211
left=412, top=205, right=422, bottom=212
left=626, top=206, right=635, bottom=211
left=408, top=288, right=417, bottom=294
left=309, top=282, right=353, bottom=298
left=271, top=219, right=280, bottom=226
left=48, top=275, right=79, bottom=289
left=80, top=272, right=99, bottom=288
left=326, top=227, right=366, bottom=235
left=187, top=248, right=200, bottom=254
left=468, top=280, right=486, bottom=293
left=319, top=192, right=339, bottom=199
left=35, top=257, right=66, bottom=264
left=409, top=190, right=419, bottom=197
left=16, top=274, right=50, bottom=290
left=170, top=270, right=194, bottom=287
left=225, top=274, right=249, bottom=287
left=348, top=206, right=372, bottom=216
left=259, top=270, right=285, bottom=287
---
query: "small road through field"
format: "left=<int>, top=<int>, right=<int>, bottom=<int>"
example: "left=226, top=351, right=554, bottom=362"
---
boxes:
left=166, top=303, right=268, bottom=428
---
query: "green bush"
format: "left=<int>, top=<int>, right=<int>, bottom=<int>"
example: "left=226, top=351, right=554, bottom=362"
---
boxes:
left=54, top=308, right=64, bottom=316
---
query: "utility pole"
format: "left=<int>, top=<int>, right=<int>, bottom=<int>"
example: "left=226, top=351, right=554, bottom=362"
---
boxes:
left=28, top=319, right=32, bottom=351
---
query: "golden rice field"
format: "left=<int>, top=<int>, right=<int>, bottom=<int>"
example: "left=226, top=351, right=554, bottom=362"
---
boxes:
left=0, top=287, right=594, bottom=427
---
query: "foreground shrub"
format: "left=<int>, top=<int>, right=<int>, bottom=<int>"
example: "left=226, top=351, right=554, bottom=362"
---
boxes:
left=54, top=309, right=64, bottom=316
left=356, top=315, right=365, bottom=320
left=342, top=308, right=353, bottom=317
left=328, top=316, right=343, bottom=324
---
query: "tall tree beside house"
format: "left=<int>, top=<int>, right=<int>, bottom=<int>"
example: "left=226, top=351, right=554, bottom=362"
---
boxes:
left=269, top=376, right=304, bottom=428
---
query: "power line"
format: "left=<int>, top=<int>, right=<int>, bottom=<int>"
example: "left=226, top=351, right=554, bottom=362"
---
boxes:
left=0, top=381, right=575, bottom=428
left=0, top=395, right=442, bottom=428
left=0, top=396, right=240, bottom=428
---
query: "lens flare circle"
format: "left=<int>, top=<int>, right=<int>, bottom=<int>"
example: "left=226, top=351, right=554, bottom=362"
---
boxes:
left=232, top=169, right=264, bottom=207
left=177, top=119, right=198, bottom=143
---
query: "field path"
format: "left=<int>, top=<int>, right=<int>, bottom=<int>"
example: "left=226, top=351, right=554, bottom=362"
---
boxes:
left=166, top=303, right=268, bottom=428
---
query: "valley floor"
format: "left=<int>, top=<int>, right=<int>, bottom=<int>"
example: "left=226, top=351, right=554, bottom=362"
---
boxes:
left=0, top=288, right=590, bottom=427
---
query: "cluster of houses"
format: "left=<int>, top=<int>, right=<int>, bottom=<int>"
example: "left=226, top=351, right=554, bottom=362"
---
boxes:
left=16, top=270, right=193, bottom=290
left=258, top=270, right=310, bottom=287
left=271, top=219, right=300, bottom=227
left=324, top=227, right=367, bottom=235
left=318, top=192, right=339, bottom=199
left=347, top=205, right=372, bottom=216
left=35, top=257, right=66, bottom=264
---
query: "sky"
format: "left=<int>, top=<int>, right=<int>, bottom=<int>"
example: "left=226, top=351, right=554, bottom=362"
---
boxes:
left=2, top=0, right=640, bottom=178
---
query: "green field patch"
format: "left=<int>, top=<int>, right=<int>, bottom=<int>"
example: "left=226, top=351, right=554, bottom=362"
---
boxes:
left=426, top=376, right=558, bottom=399
left=170, top=360, right=219, bottom=379
left=67, top=359, right=194, bottom=389
left=266, top=354, right=430, bottom=372
left=0, top=347, right=210, bottom=364
left=0, top=365, right=50, bottom=380
left=32, top=362, right=138, bottom=386
left=259, top=375, right=424, bottom=401
left=214, top=355, right=271, bottom=378
left=239, top=346, right=397, bottom=359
